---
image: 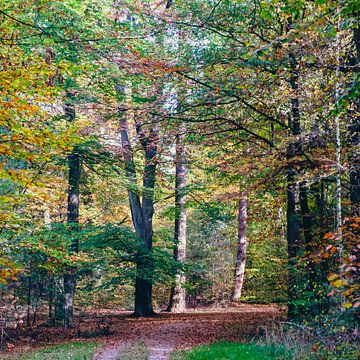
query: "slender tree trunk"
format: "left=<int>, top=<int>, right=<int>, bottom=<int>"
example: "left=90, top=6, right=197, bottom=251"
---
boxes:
left=313, top=180, right=330, bottom=313
left=299, top=181, right=318, bottom=312
left=168, top=129, right=187, bottom=312
left=334, top=7, right=342, bottom=239
left=64, top=98, right=80, bottom=328
left=299, top=182, right=313, bottom=249
left=48, top=277, right=55, bottom=325
left=54, top=278, right=64, bottom=324
left=232, top=191, right=248, bottom=301
left=27, top=272, right=32, bottom=328
left=349, top=20, right=360, bottom=215
left=43, top=208, right=56, bottom=324
left=286, top=50, right=302, bottom=320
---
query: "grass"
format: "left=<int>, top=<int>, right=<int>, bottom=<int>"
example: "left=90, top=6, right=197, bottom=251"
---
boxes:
left=171, top=341, right=292, bottom=360
left=7, top=341, right=100, bottom=360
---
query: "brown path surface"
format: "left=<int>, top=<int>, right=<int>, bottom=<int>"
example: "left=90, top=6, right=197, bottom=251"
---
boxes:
left=93, top=305, right=283, bottom=360
left=147, top=346, right=172, bottom=360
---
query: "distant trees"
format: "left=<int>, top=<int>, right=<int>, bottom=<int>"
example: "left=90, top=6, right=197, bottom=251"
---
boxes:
left=157, top=0, right=359, bottom=319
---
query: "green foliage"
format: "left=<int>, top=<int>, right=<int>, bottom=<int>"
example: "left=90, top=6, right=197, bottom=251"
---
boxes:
left=1, top=0, right=358, bottom=351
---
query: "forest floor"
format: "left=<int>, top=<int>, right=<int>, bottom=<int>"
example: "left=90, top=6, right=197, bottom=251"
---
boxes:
left=3, top=304, right=284, bottom=359
left=92, top=304, right=283, bottom=360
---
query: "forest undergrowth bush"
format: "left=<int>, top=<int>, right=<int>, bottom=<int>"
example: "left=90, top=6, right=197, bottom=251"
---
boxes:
left=257, top=318, right=359, bottom=360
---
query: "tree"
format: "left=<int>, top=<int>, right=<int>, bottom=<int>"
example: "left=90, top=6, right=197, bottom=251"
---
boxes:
left=119, top=98, right=158, bottom=316
left=232, top=191, right=247, bottom=302
left=168, top=126, right=187, bottom=312
left=63, top=95, right=80, bottom=328
left=349, top=7, right=360, bottom=216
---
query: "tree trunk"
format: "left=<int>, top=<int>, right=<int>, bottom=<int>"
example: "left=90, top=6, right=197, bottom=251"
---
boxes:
left=27, top=272, right=32, bottom=328
left=349, top=22, right=360, bottom=215
left=64, top=98, right=80, bottom=328
left=119, top=110, right=157, bottom=317
left=63, top=270, right=77, bottom=328
left=232, top=191, right=248, bottom=301
left=299, top=182, right=313, bottom=249
left=135, top=139, right=157, bottom=317
left=54, top=278, right=64, bottom=324
left=48, top=277, right=55, bottom=325
left=168, top=129, right=187, bottom=312
left=299, top=181, right=319, bottom=313
left=286, top=50, right=302, bottom=320
left=313, top=181, right=330, bottom=313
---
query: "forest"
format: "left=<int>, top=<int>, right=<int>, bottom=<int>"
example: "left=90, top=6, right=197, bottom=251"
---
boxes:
left=0, top=0, right=359, bottom=359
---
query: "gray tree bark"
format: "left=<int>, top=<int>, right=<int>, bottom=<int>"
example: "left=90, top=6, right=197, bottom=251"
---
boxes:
left=286, top=49, right=302, bottom=320
left=168, top=128, right=187, bottom=312
left=232, top=191, right=247, bottom=301
left=119, top=109, right=157, bottom=317
left=350, top=18, right=360, bottom=215
left=63, top=97, right=80, bottom=328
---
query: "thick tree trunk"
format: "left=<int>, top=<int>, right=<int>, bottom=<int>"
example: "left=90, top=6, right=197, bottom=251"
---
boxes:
left=232, top=191, right=248, bottom=302
left=287, top=51, right=302, bottom=320
left=135, top=139, right=157, bottom=317
left=63, top=270, right=76, bottom=328
left=168, top=130, right=187, bottom=313
left=64, top=99, right=80, bottom=328
left=119, top=111, right=157, bottom=317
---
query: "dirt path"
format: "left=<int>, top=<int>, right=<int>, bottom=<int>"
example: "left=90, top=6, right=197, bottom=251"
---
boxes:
left=147, top=346, right=172, bottom=360
left=94, top=343, right=130, bottom=360
left=93, top=305, right=283, bottom=360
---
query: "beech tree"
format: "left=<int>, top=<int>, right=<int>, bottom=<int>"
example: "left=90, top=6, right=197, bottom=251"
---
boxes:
left=1, top=5, right=359, bottom=357
left=232, top=191, right=248, bottom=302
left=168, top=126, right=187, bottom=312
left=63, top=95, right=80, bottom=328
left=119, top=106, right=159, bottom=316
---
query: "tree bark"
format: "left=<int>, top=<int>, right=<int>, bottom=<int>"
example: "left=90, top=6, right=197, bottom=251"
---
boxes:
left=286, top=50, right=302, bottom=320
left=349, top=21, right=360, bottom=215
left=119, top=110, right=157, bottom=317
left=299, top=181, right=318, bottom=312
left=48, top=277, right=55, bottom=325
left=64, top=98, right=80, bottom=328
left=232, top=191, right=248, bottom=301
left=168, top=129, right=187, bottom=312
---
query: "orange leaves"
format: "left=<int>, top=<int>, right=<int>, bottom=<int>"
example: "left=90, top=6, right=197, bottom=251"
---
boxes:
left=323, top=218, right=360, bottom=311
left=0, top=268, right=18, bottom=283
left=323, top=232, right=335, bottom=240
left=0, top=257, right=20, bottom=284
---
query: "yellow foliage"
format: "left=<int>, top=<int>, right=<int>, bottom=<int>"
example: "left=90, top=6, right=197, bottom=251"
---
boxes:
left=331, top=279, right=348, bottom=288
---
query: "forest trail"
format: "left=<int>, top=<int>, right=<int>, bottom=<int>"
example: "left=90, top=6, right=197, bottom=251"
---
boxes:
left=93, top=305, right=282, bottom=360
left=147, top=347, right=172, bottom=360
